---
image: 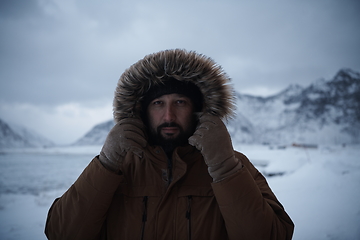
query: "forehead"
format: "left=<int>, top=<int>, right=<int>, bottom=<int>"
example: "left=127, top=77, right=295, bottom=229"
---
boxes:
left=152, top=93, right=191, bottom=100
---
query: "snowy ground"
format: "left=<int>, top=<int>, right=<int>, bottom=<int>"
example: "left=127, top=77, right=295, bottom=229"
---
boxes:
left=0, top=144, right=359, bottom=240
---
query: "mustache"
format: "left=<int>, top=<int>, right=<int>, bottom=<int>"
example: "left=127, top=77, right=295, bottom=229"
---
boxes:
left=157, top=122, right=182, bottom=130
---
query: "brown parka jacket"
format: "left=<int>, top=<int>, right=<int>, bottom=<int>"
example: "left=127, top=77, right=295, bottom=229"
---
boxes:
left=45, top=49, right=294, bottom=240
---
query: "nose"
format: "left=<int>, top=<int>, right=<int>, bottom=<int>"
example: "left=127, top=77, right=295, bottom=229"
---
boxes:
left=163, top=105, right=176, bottom=122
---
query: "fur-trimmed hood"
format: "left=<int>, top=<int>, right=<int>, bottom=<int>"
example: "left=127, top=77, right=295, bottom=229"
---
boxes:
left=113, top=49, right=236, bottom=122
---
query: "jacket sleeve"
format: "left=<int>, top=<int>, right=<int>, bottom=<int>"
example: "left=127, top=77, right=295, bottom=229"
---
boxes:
left=211, top=152, right=294, bottom=240
left=45, top=157, right=123, bottom=240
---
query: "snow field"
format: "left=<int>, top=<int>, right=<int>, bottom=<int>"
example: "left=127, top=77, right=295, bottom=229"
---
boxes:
left=237, top=144, right=360, bottom=240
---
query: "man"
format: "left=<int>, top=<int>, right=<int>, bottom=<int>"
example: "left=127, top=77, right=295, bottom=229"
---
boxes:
left=45, top=49, right=294, bottom=240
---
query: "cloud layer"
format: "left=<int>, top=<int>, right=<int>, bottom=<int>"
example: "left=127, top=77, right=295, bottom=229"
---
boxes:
left=1, top=0, right=359, bottom=144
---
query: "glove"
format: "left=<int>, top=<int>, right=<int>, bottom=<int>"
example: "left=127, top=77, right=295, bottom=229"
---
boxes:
left=188, top=113, right=242, bottom=182
left=99, top=118, right=147, bottom=173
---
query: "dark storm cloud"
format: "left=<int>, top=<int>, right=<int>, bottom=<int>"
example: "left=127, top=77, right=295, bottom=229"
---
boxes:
left=1, top=0, right=360, bottom=105
left=0, top=0, right=165, bottom=106
left=0, top=0, right=42, bottom=19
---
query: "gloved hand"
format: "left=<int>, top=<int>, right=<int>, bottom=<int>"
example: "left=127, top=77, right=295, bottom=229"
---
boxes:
left=99, top=118, right=147, bottom=173
left=188, top=113, right=242, bottom=182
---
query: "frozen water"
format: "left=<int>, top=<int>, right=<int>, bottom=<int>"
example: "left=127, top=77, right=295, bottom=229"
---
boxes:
left=0, top=148, right=97, bottom=240
left=0, top=153, right=92, bottom=195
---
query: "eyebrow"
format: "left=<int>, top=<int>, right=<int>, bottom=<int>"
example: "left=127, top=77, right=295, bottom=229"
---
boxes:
left=153, top=94, right=190, bottom=100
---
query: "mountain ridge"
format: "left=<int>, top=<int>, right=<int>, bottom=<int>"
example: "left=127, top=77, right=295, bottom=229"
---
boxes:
left=74, top=68, right=360, bottom=146
left=0, top=118, right=55, bottom=148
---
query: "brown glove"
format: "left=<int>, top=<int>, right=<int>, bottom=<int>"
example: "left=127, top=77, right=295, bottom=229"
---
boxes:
left=99, top=118, right=147, bottom=173
left=188, top=113, right=242, bottom=182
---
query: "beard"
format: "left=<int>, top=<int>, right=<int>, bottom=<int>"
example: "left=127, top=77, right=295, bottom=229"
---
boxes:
left=148, top=122, right=195, bottom=155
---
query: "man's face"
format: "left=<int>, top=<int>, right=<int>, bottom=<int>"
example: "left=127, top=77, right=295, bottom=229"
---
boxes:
left=146, top=93, right=196, bottom=146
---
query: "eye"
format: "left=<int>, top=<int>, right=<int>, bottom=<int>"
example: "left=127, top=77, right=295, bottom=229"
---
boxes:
left=152, top=100, right=163, bottom=105
left=175, top=99, right=189, bottom=106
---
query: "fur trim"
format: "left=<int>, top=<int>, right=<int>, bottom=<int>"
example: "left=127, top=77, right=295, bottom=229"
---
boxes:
left=113, top=49, right=236, bottom=122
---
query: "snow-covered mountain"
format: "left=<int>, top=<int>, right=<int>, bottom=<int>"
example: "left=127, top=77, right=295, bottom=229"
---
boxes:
left=228, top=68, right=360, bottom=145
left=74, top=68, right=360, bottom=146
left=72, top=120, right=115, bottom=146
left=0, top=119, right=55, bottom=148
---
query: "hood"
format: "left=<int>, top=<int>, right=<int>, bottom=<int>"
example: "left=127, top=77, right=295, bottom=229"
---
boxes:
left=113, top=49, right=236, bottom=122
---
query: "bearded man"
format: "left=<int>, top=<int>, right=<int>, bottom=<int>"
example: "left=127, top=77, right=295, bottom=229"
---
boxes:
left=45, top=49, right=294, bottom=240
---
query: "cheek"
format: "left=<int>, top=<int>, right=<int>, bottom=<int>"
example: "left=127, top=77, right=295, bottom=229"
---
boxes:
left=147, top=110, right=161, bottom=129
left=181, top=110, right=195, bottom=130
left=146, top=111, right=155, bottom=129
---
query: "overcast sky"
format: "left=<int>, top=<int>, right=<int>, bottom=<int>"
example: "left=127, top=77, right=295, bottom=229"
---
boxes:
left=1, top=0, right=360, bottom=145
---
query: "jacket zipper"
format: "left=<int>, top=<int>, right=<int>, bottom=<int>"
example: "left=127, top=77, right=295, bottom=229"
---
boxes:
left=140, top=196, right=148, bottom=240
left=186, top=195, right=192, bottom=240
